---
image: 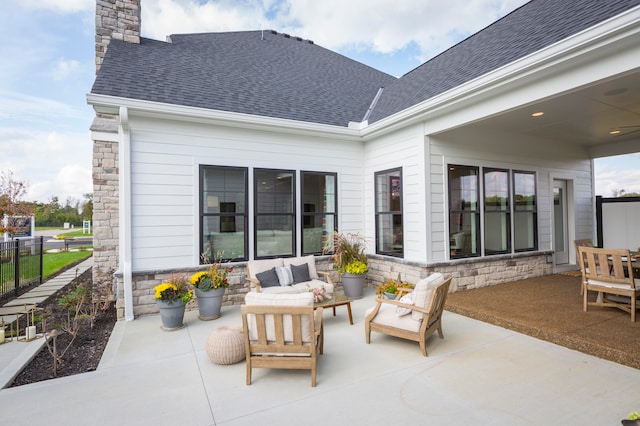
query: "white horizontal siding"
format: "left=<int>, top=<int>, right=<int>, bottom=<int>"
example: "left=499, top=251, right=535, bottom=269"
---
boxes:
left=127, top=115, right=365, bottom=270
left=429, top=127, right=594, bottom=261
left=364, top=123, right=426, bottom=261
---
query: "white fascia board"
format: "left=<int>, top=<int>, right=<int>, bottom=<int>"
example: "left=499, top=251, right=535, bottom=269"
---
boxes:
left=86, top=93, right=362, bottom=142
left=361, top=5, right=640, bottom=140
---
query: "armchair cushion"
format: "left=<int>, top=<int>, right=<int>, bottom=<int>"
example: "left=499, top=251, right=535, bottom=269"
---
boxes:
left=255, top=267, right=280, bottom=288
left=244, top=292, right=315, bottom=342
left=365, top=303, right=421, bottom=332
left=291, top=263, right=311, bottom=283
left=412, top=273, right=445, bottom=321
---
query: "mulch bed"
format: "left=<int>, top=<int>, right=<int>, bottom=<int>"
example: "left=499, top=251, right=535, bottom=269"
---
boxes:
left=445, top=273, right=640, bottom=369
left=10, top=268, right=116, bottom=387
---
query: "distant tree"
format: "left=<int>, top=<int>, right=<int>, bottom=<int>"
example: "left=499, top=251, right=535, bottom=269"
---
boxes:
left=81, top=193, right=93, bottom=221
left=612, top=189, right=640, bottom=198
left=0, top=170, right=34, bottom=235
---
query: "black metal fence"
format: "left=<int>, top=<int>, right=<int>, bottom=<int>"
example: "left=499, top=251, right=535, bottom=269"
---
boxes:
left=0, top=237, right=43, bottom=301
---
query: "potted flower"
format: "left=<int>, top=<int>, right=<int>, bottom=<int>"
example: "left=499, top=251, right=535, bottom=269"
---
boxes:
left=376, top=277, right=414, bottom=299
left=324, top=231, right=368, bottom=299
left=190, top=255, right=230, bottom=320
left=154, top=274, right=193, bottom=331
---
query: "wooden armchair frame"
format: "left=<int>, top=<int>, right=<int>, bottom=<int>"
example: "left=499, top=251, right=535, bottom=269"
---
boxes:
left=241, top=304, right=324, bottom=386
left=573, top=239, right=594, bottom=295
left=578, top=246, right=639, bottom=321
left=365, top=276, right=452, bottom=356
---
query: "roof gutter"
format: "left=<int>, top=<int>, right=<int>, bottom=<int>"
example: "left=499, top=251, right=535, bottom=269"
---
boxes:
left=86, top=94, right=363, bottom=141
left=359, top=4, right=640, bottom=140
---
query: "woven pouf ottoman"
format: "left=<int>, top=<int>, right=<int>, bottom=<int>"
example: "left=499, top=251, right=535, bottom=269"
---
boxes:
left=206, top=325, right=245, bottom=365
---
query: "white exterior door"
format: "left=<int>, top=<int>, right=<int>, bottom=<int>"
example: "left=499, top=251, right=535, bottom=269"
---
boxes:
left=553, top=179, right=569, bottom=265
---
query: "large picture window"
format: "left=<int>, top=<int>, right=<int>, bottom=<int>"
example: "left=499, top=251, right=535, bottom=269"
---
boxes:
left=254, top=169, right=295, bottom=258
left=448, top=164, right=537, bottom=258
left=301, top=171, right=337, bottom=255
left=448, top=165, right=480, bottom=258
left=200, top=166, right=247, bottom=262
left=375, top=168, right=403, bottom=257
left=484, top=168, right=510, bottom=254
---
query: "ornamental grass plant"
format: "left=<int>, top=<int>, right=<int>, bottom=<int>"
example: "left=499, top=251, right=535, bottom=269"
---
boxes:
left=324, top=231, right=368, bottom=274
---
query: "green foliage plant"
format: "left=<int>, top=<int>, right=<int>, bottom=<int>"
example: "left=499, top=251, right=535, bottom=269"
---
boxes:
left=324, top=231, right=368, bottom=275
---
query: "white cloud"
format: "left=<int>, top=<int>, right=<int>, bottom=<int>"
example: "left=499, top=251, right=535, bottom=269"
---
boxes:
left=595, top=154, right=640, bottom=197
left=0, top=128, right=92, bottom=203
left=52, top=58, right=82, bottom=81
left=19, top=0, right=93, bottom=13
left=0, top=90, right=92, bottom=126
left=142, top=0, right=529, bottom=63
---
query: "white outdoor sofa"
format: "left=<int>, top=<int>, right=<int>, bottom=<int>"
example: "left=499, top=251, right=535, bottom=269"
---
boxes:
left=245, top=255, right=334, bottom=294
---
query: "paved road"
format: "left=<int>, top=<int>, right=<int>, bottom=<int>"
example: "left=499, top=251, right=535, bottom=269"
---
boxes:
left=34, top=229, right=93, bottom=250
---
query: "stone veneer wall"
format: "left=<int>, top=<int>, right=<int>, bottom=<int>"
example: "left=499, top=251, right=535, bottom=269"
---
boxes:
left=366, top=252, right=553, bottom=292
left=114, top=253, right=552, bottom=320
left=116, top=257, right=338, bottom=320
left=92, top=137, right=120, bottom=305
left=95, top=0, right=141, bottom=74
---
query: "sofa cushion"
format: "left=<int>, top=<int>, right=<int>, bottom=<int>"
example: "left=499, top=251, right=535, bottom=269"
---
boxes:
left=275, top=265, right=294, bottom=286
left=244, top=292, right=314, bottom=342
left=256, top=267, right=281, bottom=288
left=291, top=263, right=311, bottom=283
left=248, top=258, right=285, bottom=280
left=411, top=273, right=445, bottom=321
left=283, top=255, right=319, bottom=280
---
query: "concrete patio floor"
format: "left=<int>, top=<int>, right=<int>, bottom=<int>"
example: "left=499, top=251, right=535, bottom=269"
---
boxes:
left=0, top=288, right=638, bottom=425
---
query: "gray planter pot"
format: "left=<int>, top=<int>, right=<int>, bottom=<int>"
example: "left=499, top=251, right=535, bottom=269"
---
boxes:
left=341, top=273, right=365, bottom=299
left=157, top=299, right=186, bottom=331
left=195, top=287, right=225, bottom=320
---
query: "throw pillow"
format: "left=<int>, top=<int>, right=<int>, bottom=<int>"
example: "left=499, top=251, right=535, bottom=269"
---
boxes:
left=396, top=293, right=414, bottom=317
left=291, top=263, right=311, bottom=283
left=275, top=265, right=294, bottom=286
left=411, top=273, right=444, bottom=321
left=255, top=267, right=280, bottom=288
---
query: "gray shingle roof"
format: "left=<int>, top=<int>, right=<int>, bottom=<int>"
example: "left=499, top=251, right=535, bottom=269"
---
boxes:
left=91, top=30, right=396, bottom=127
left=367, top=0, right=640, bottom=124
left=91, top=0, right=640, bottom=128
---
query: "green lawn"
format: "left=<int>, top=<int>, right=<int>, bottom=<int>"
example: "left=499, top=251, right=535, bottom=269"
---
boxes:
left=43, top=251, right=92, bottom=278
left=57, top=230, right=93, bottom=238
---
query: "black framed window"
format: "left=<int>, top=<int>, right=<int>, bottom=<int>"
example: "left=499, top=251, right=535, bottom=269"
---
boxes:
left=448, top=165, right=480, bottom=258
left=301, top=171, right=337, bottom=255
left=513, top=170, right=537, bottom=251
left=200, top=165, right=248, bottom=262
left=375, top=168, right=403, bottom=257
left=484, top=168, right=510, bottom=255
left=254, top=169, right=295, bottom=258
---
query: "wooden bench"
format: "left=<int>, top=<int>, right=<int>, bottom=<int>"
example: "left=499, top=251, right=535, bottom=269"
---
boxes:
left=578, top=246, right=640, bottom=321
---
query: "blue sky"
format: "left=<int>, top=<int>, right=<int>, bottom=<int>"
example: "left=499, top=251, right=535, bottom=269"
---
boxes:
left=0, top=0, right=638, bottom=203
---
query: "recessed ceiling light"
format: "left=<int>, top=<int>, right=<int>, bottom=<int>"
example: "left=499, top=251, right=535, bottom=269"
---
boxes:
left=609, top=130, right=621, bottom=135
left=531, top=112, right=544, bottom=117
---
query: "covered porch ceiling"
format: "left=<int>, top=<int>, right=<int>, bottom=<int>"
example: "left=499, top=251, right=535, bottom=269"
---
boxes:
left=469, top=70, right=640, bottom=159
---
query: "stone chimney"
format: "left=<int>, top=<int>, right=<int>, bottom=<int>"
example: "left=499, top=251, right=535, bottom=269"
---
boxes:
left=95, top=0, right=141, bottom=74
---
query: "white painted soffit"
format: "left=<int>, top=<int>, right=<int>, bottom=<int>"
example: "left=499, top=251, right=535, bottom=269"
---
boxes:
left=360, top=4, right=640, bottom=140
left=85, top=93, right=362, bottom=141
